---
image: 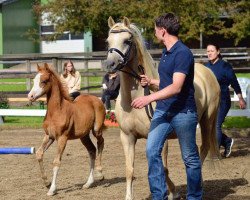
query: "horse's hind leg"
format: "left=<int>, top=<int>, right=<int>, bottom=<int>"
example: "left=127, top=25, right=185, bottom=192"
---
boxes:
left=47, top=135, right=67, bottom=196
left=36, top=134, right=54, bottom=187
left=162, top=141, right=179, bottom=199
left=92, top=128, right=104, bottom=180
left=80, top=134, right=96, bottom=188
left=120, top=131, right=136, bottom=200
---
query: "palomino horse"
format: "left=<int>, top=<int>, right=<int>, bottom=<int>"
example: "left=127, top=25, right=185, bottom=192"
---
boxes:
left=28, top=63, right=106, bottom=196
left=105, top=17, right=220, bottom=200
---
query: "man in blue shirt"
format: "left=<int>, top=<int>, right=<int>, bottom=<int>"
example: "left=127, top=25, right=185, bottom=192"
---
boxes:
left=132, top=13, right=202, bottom=199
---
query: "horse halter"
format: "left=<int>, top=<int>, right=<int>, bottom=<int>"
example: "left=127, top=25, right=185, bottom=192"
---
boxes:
left=107, top=28, right=154, bottom=120
left=107, top=29, right=134, bottom=70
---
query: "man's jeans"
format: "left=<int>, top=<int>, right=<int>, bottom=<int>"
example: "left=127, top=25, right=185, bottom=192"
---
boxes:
left=217, top=98, right=232, bottom=148
left=146, top=109, right=202, bottom=200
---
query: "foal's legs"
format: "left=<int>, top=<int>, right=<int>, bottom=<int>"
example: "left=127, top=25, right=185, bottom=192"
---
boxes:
left=36, top=133, right=54, bottom=187
left=80, top=134, right=97, bottom=188
left=162, top=141, right=180, bottom=199
left=120, top=131, right=136, bottom=200
left=47, top=135, right=68, bottom=196
left=92, top=128, right=105, bottom=180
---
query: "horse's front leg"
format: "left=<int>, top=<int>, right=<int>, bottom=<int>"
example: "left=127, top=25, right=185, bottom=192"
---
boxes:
left=47, top=135, right=68, bottom=196
left=36, top=133, right=54, bottom=187
left=162, top=141, right=179, bottom=199
left=120, top=131, right=137, bottom=200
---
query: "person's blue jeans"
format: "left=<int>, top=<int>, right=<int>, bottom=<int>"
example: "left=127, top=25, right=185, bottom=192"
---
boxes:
left=101, top=90, right=118, bottom=110
left=146, top=109, right=202, bottom=200
left=216, top=98, right=232, bottom=148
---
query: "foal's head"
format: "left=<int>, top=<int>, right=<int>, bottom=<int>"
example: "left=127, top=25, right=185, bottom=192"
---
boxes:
left=28, top=63, right=71, bottom=102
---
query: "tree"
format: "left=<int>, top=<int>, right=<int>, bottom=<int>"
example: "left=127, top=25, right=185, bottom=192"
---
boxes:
left=31, top=0, right=249, bottom=46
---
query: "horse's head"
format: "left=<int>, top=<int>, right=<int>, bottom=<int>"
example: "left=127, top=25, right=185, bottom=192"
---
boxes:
left=105, top=16, right=137, bottom=73
left=28, top=63, right=52, bottom=101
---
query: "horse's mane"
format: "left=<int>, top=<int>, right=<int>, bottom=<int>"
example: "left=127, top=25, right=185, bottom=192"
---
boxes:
left=46, top=66, right=73, bottom=102
left=110, top=22, right=159, bottom=79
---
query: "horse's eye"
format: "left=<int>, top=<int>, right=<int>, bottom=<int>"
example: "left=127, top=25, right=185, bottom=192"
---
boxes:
left=125, top=40, right=132, bottom=45
left=41, top=80, right=47, bottom=84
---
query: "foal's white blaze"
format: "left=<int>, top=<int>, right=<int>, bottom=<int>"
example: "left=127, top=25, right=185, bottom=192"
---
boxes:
left=28, top=73, right=43, bottom=101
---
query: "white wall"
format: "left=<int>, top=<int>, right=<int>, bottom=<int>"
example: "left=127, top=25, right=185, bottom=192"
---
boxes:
left=41, top=39, right=84, bottom=53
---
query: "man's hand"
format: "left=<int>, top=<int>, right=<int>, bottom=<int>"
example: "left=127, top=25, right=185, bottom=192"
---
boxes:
left=131, top=96, right=152, bottom=109
left=140, top=75, right=151, bottom=87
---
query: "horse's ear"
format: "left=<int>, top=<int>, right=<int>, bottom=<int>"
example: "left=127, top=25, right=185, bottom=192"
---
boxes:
left=123, top=17, right=130, bottom=27
left=44, top=63, right=50, bottom=71
left=37, top=64, right=42, bottom=72
left=108, top=16, right=115, bottom=28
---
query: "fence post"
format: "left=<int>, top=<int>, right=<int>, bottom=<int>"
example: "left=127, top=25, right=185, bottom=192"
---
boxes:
left=57, top=59, right=62, bottom=74
left=26, top=60, right=31, bottom=91
left=52, top=58, right=58, bottom=72
left=83, top=60, right=89, bottom=93
left=247, top=84, right=250, bottom=109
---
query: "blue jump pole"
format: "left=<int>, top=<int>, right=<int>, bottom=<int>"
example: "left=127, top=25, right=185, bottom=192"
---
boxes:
left=0, top=147, right=35, bottom=154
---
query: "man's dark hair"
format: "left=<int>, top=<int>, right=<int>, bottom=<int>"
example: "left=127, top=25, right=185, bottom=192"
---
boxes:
left=155, top=13, right=180, bottom=36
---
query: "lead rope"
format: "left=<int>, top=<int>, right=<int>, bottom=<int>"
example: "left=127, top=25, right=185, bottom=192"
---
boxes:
left=137, top=65, right=154, bottom=120
left=118, top=64, right=154, bottom=120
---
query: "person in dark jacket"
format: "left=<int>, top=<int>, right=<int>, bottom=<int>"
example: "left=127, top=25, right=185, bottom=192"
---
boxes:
left=101, top=72, right=120, bottom=110
left=205, top=42, right=246, bottom=158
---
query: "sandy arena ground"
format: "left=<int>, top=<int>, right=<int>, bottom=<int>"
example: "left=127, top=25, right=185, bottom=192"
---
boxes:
left=0, top=127, right=249, bottom=200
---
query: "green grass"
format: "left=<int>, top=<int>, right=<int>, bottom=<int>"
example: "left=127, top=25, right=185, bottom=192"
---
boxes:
left=0, top=77, right=103, bottom=92
left=236, top=73, right=250, bottom=79
left=1, top=116, right=44, bottom=129
left=223, top=116, right=250, bottom=128
left=0, top=78, right=26, bottom=91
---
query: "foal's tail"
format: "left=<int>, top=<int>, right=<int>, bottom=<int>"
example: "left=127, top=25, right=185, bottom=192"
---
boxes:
left=92, top=96, right=108, bottom=137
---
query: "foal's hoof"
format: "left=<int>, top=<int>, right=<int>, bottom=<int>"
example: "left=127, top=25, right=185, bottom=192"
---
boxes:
left=83, top=182, right=93, bottom=189
left=47, top=190, right=56, bottom=196
left=94, top=171, right=104, bottom=181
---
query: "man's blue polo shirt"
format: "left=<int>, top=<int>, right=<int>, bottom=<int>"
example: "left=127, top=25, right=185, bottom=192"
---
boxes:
left=156, top=40, right=196, bottom=113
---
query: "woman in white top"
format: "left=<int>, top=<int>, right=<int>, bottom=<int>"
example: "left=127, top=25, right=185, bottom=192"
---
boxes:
left=61, top=60, right=81, bottom=100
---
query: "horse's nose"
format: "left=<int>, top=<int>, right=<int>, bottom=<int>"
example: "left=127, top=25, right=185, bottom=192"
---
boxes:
left=27, top=92, right=34, bottom=101
left=103, top=60, right=115, bottom=69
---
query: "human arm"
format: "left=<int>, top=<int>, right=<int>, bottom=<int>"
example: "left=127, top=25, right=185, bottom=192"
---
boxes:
left=69, top=71, right=81, bottom=93
left=226, top=64, right=246, bottom=109
left=131, top=72, right=186, bottom=109
left=102, top=73, right=109, bottom=90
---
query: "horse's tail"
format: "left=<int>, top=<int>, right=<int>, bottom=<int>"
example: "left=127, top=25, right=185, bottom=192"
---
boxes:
left=208, top=109, right=221, bottom=160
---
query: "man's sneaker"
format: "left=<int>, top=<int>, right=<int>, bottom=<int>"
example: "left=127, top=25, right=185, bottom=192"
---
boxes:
left=224, top=138, right=234, bottom=158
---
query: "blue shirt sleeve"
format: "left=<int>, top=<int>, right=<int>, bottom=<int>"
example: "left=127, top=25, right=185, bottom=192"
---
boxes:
left=174, top=50, right=193, bottom=75
left=225, top=63, right=242, bottom=94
